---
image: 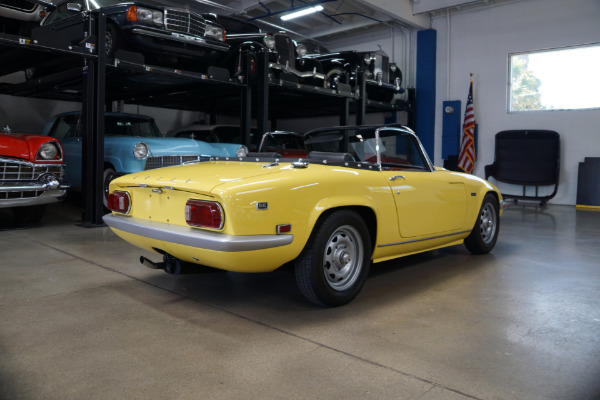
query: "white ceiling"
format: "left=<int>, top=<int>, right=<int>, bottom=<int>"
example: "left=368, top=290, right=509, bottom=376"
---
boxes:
left=198, top=0, right=522, bottom=42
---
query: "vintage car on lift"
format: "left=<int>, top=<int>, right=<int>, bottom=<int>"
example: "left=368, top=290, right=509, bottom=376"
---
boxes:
left=0, top=0, right=55, bottom=35
left=0, top=124, right=69, bottom=223
left=207, top=14, right=326, bottom=85
left=298, top=41, right=403, bottom=102
left=103, top=125, right=504, bottom=307
left=37, top=0, right=229, bottom=69
left=42, top=112, right=246, bottom=206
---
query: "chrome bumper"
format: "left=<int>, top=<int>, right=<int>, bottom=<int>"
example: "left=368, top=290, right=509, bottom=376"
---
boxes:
left=131, top=28, right=229, bottom=52
left=0, top=179, right=69, bottom=208
left=103, top=214, right=293, bottom=252
left=269, top=62, right=327, bottom=81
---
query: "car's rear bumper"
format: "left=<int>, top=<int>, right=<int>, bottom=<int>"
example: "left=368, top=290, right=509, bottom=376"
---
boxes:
left=103, top=213, right=295, bottom=272
left=103, top=214, right=293, bottom=252
left=130, top=27, right=229, bottom=53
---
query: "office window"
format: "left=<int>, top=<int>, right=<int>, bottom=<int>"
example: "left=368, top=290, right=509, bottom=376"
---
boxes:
left=508, top=44, right=600, bottom=112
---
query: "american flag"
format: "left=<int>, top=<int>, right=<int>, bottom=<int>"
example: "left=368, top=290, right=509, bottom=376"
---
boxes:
left=458, top=79, right=476, bottom=173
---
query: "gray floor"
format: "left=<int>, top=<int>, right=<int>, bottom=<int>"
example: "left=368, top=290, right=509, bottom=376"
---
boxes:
left=1, top=199, right=599, bottom=400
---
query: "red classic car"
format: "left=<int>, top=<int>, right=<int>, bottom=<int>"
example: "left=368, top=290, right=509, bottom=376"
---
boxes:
left=0, top=125, right=69, bottom=223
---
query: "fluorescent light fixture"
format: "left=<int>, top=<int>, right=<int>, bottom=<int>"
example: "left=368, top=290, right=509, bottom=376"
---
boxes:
left=280, top=5, right=324, bottom=21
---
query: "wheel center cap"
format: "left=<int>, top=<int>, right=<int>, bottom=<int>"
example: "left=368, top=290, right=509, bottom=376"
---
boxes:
left=340, top=252, right=351, bottom=264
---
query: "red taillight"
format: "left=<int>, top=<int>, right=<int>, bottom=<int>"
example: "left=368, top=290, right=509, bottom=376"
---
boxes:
left=185, top=200, right=223, bottom=229
left=126, top=5, right=137, bottom=21
left=107, top=191, right=131, bottom=214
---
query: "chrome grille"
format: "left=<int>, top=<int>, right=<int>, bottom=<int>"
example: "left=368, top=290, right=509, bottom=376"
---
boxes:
left=0, top=159, right=62, bottom=181
left=144, top=155, right=210, bottom=170
left=164, top=9, right=206, bottom=37
left=274, top=33, right=295, bottom=67
left=1, top=190, right=44, bottom=200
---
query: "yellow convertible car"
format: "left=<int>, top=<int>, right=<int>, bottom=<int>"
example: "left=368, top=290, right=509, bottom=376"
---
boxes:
left=103, top=125, right=504, bottom=306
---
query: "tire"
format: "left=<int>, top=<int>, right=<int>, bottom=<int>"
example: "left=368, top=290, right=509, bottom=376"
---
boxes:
left=295, top=210, right=371, bottom=307
left=464, top=193, right=500, bottom=254
left=12, top=205, right=47, bottom=224
left=326, top=68, right=345, bottom=90
left=103, top=167, right=117, bottom=208
left=105, top=23, right=121, bottom=58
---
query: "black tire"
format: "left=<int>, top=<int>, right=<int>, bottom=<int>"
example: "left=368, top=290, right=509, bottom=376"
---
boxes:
left=464, top=193, right=500, bottom=254
left=12, top=205, right=47, bottom=224
left=325, top=68, right=345, bottom=90
left=103, top=167, right=117, bottom=208
left=295, top=210, right=371, bottom=307
left=105, top=23, right=121, bottom=58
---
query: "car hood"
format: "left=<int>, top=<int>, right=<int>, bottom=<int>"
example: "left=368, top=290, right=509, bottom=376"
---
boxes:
left=0, top=133, right=60, bottom=162
left=112, top=160, right=284, bottom=195
left=105, top=136, right=240, bottom=157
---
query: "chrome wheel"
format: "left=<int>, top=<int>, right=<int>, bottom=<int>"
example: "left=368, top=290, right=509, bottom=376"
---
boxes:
left=323, top=225, right=364, bottom=291
left=479, top=203, right=497, bottom=244
left=295, top=210, right=371, bottom=306
left=464, top=193, right=500, bottom=255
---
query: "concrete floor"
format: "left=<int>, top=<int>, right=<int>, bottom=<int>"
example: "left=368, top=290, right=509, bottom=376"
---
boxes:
left=1, top=199, right=599, bottom=400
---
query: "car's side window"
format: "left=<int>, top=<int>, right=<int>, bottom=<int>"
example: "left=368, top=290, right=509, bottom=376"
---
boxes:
left=48, top=115, right=79, bottom=139
left=42, top=2, right=81, bottom=25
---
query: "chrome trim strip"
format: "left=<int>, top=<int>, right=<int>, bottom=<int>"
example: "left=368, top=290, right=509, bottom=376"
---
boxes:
left=0, top=189, right=67, bottom=208
left=103, top=214, right=294, bottom=252
left=130, top=28, right=229, bottom=51
left=269, top=62, right=327, bottom=80
left=378, top=230, right=471, bottom=248
left=0, top=182, right=69, bottom=191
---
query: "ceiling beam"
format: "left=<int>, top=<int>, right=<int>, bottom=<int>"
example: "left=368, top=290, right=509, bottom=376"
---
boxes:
left=355, top=0, right=431, bottom=28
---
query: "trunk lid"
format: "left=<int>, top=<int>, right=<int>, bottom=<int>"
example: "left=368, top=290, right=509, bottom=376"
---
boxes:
left=112, top=160, right=286, bottom=195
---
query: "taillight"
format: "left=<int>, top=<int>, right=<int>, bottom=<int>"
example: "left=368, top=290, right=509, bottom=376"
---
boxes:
left=126, top=5, right=137, bottom=21
left=107, top=191, right=131, bottom=214
left=185, top=200, right=223, bottom=229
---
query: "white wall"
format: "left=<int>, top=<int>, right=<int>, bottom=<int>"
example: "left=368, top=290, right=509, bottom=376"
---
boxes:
left=432, top=0, right=600, bottom=205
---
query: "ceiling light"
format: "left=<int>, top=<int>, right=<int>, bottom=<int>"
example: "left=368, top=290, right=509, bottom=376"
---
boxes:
left=280, top=5, right=324, bottom=21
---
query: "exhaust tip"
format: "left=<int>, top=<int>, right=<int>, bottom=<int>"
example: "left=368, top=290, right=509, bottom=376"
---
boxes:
left=140, top=256, right=163, bottom=270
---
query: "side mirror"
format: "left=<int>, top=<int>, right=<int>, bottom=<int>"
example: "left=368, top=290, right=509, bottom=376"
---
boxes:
left=66, top=3, right=83, bottom=12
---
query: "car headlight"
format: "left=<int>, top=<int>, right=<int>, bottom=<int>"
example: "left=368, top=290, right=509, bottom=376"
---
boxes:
left=37, top=142, right=59, bottom=160
left=205, top=23, right=225, bottom=41
left=136, top=7, right=163, bottom=26
left=263, top=34, right=276, bottom=50
left=236, top=145, right=248, bottom=158
left=133, top=142, right=149, bottom=160
left=296, top=43, right=307, bottom=57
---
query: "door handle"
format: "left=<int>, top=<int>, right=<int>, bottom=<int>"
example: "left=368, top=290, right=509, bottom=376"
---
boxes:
left=389, top=175, right=405, bottom=181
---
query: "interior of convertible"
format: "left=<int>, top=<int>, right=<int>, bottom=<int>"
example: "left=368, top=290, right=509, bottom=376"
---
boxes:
left=302, top=127, right=430, bottom=171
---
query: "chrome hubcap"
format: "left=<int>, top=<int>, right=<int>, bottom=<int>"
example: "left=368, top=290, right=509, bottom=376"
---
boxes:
left=323, top=225, right=363, bottom=291
left=480, top=203, right=497, bottom=244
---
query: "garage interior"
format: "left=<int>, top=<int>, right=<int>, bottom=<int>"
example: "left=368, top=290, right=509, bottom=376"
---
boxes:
left=1, top=0, right=599, bottom=399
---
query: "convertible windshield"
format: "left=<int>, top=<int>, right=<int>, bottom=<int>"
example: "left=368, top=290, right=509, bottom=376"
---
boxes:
left=304, top=126, right=430, bottom=170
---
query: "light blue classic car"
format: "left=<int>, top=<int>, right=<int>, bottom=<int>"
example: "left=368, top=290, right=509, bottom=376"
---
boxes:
left=42, top=112, right=246, bottom=204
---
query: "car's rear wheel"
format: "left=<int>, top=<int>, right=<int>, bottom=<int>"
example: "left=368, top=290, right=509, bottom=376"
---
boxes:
left=464, top=193, right=500, bottom=254
left=295, top=210, right=371, bottom=307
